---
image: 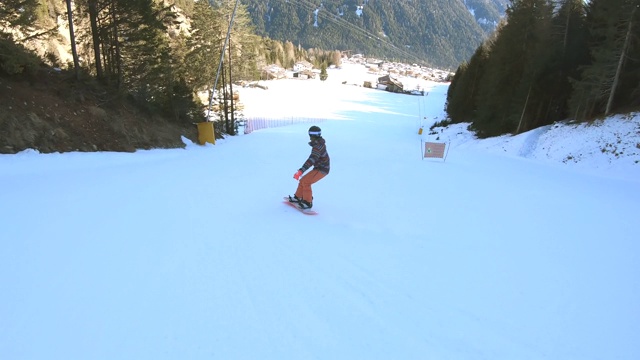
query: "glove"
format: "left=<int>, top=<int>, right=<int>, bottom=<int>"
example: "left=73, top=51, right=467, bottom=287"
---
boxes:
left=293, top=170, right=303, bottom=180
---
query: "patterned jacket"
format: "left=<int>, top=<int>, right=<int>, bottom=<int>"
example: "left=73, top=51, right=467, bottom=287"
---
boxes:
left=300, top=137, right=330, bottom=174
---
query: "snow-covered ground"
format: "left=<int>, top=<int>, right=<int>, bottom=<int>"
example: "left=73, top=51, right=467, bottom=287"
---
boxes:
left=437, top=114, right=640, bottom=182
left=1, top=63, right=638, bottom=360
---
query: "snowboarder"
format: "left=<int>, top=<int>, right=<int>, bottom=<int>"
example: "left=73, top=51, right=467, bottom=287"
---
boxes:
left=288, top=125, right=330, bottom=209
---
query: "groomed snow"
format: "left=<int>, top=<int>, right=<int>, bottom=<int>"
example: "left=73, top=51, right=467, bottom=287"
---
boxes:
left=1, top=62, right=638, bottom=360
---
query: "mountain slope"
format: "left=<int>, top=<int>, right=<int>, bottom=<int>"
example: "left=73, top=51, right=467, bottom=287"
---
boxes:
left=243, top=0, right=504, bottom=69
left=463, top=0, right=508, bottom=33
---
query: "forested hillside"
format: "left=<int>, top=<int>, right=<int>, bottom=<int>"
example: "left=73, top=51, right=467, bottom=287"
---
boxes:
left=445, top=0, right=640, bottom=138
left=242, top=0, right=504, bottom=69
left=463, top=0, right=509, bottom=33
left=0, top=0, right=341, bottom=153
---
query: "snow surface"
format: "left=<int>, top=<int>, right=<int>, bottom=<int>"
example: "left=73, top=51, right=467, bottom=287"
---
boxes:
left=1, top=63, right=639, bottom=359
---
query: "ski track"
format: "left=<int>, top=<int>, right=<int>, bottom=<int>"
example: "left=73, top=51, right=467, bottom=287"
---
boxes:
left=1, top=64, right=639, bottom=360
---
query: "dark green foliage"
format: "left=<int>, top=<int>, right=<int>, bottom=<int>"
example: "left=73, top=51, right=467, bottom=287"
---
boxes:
left=569, top=0, right=640, bottom=120
left=165, top=78, right=204, bottom=125
left=72, top=0, right=213, bottom=125
left=465, top=0, right=509, bottom=33
left=0, top=0, right=48, bottom=76
left=446, top=0, right=639, bottom=138
left=468, top=0, right=555, bottom=137
left=117, top=1, right=172, bottom=89
left=308, top=49, right=341, bottom=69
left=182, top=0, right=222, bottom=92
left=445, top=43, right=491, bottom=124
left=320, top=64, right=328, bottom=81
left=0, top=0, right=40, bottom=29
left=211, top=1, right=259, bottom=126
left=0, top=35, right=42, bottom=76
left=538, top=0, right=589, bottom=123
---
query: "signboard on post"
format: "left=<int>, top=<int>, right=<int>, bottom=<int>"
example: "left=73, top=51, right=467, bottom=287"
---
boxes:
left=422, top=141, right=448, bottom=161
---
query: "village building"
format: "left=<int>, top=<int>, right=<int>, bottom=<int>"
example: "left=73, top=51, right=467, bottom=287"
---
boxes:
left=261, top=64, right=286, bottom=80
left=293, top=69, right=316, bottom=80
left=377, top=74, right=404, bottom=93
left=293, top=61, right=313, bottom=72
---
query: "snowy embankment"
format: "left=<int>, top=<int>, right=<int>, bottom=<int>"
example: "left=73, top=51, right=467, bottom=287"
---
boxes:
left=434, top=114, right=640, bottom=181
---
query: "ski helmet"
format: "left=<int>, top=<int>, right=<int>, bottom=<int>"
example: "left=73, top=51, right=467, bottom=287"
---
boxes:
left=308, top=125, right=322, bottom=137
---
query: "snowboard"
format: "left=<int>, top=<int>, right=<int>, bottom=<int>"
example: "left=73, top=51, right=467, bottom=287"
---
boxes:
left=282, top=197, right=318, bottom=215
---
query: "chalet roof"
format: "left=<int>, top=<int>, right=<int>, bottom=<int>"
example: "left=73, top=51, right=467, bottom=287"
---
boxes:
left=294, top=60, right=313, bottom=68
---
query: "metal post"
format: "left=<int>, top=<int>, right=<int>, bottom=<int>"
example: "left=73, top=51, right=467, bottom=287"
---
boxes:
left=206, top=0, right=240, bottom=121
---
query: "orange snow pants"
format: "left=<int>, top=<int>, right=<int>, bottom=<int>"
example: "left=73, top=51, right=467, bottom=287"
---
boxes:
left=294, top=169, right=326, bottom=203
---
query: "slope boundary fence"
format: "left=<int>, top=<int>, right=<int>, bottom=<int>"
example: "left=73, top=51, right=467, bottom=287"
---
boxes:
left=244, top=117, right=326, bottom=134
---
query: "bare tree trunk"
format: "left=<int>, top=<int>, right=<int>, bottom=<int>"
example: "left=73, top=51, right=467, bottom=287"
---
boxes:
left=227, top=36, right=236, bottom=136
left=606, top=7, right=636, bottom=116
left=221, top=61, right=229, bottom=133
left=562, top=0, right=570, bottom=53
left=88, top=0, right=103, bottom=81
left=206, top=0, right=240, bottom=120
left=516, top=85, right=532, bottom=134
left=110, top=2, right=122, bottom=89
left=65, top=0, right=80, bottom=80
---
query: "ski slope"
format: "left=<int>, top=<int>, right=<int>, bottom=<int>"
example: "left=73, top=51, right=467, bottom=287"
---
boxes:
left=1, top=63, right=639, bottom=359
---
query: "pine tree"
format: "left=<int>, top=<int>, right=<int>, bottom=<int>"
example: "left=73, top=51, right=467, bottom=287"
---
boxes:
left=75, top=0, right=200, bottom=122
left=283, top=41, right=296, bottom=69
left=183, top=1, right=223, bottom=92
left=569, top=0, right=640, bottom=120
left=536, top=0, right=589, bottom=123
left=0, top=0, right=41, bottom=75
left=320, top=63, right=328, bottom=81
left=445, top=41, right=491, bottom=124
left=83, top=0, right=104, bottom=81
left=75, top=0, right=169, bottom=90
left=0, top=0, right=39, bottom=30
left=472, top=0, right=555, bottom=137
left=205, top=0, right=259, bottom=135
